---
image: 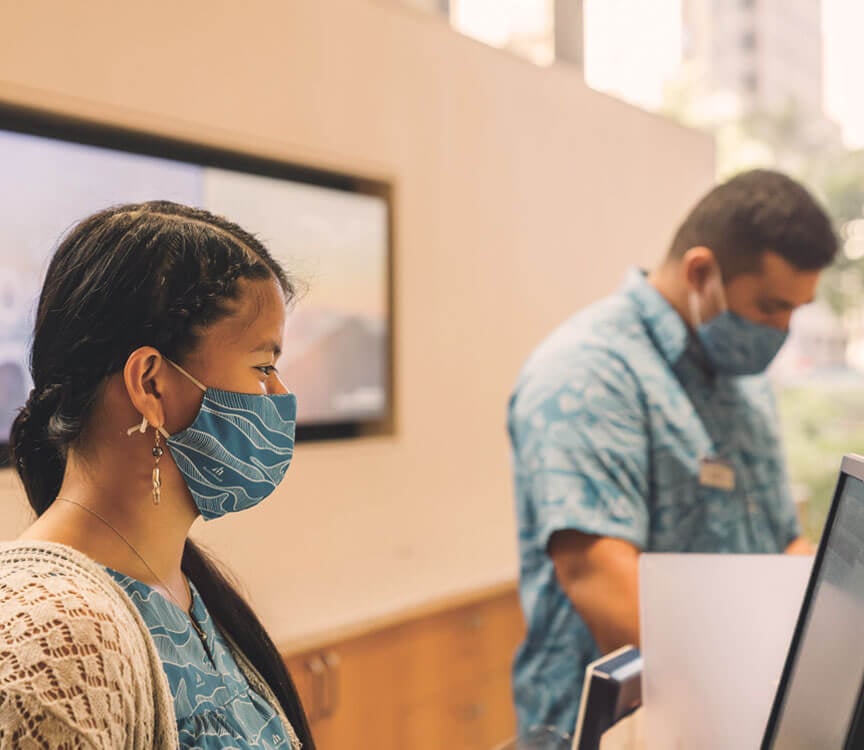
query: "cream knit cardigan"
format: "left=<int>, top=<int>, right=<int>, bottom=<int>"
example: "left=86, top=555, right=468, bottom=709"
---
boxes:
left=0, top=541, right=300, bottom=749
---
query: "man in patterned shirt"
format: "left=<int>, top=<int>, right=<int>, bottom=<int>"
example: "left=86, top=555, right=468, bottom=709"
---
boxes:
left=508, top=170, right=838, bottom=737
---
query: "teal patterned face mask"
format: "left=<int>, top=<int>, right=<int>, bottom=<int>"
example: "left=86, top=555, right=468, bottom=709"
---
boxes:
left=163, top=360, right=297, bottom=520
left=689, top=274, right=788, bottom=376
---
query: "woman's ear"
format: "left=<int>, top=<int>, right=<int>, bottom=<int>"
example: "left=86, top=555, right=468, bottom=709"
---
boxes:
left=123, top=347, right=168, bottom=431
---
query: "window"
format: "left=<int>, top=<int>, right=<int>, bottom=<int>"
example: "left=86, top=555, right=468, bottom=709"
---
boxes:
left=450, top=0, right=555, bottom=66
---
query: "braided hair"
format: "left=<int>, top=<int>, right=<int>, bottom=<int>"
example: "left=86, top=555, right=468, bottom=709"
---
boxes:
left=10, top=201, right=315, bottom=748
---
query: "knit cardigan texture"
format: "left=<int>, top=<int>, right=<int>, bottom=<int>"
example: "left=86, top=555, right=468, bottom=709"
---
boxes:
left=0, top=541, right=300, bottom=749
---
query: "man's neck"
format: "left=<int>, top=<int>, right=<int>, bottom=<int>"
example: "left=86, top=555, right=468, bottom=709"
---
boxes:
left=648, top=264, right=693, bottom=330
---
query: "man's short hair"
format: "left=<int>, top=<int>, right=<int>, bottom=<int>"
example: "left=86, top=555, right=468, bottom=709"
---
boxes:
left=667, top=169, right=838, bottom=277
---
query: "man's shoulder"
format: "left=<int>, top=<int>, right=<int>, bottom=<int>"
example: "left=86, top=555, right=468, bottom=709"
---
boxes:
left=553, top=291, right=643, bottom=345
left=513, top=292, right=657, bottom=404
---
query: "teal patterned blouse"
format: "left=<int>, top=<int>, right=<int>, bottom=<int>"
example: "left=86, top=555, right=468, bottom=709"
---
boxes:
left=107, top=569, right=292, bottom=749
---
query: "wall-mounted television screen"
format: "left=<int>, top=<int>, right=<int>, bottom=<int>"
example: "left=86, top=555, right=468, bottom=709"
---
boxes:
left=0, top=108, right=392, bottom=450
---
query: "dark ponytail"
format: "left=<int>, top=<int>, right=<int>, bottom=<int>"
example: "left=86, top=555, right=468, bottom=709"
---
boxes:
left=10, top=201, right=315, bottom=749
left=11, top=382, right=66, bottom=515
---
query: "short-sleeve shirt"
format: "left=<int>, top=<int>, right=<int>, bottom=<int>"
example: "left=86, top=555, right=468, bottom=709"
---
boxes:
left=107, top=569, right=292, bottom=749
left=508, top=268, right=799, bottom=737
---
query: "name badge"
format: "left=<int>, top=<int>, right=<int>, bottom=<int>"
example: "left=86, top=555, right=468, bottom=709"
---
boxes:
left=699, top=457, right=736, bottom=491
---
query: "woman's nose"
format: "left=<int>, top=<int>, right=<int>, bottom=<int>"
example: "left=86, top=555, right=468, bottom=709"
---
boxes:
left=268, top=372, right=289, bottom=395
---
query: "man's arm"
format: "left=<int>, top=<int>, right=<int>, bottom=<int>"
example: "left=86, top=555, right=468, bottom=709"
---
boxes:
left=785, top=536, right=815, bottom=555
left=548, top=529, right=641, bottom=654
left=509, top=352, right=649, bottom=655
left=547, top=530, right=813, bottom=656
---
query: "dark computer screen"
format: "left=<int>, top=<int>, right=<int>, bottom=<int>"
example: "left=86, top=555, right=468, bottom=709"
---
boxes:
left=764, top=467, right=864, bottom=748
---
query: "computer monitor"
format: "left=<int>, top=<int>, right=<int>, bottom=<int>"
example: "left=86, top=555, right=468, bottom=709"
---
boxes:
left=762, top=454, right=864, bottom=749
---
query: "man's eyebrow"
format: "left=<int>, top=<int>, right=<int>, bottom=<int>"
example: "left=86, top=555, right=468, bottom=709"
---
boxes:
left=764, top=295, right=815, bottom=309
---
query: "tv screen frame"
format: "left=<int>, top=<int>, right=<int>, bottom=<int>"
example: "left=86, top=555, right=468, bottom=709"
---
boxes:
left=0, top=104, right=394, bottom=465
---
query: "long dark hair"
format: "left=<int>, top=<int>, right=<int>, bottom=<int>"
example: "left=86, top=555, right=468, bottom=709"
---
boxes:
left=10, top=200, right=315, bottom=748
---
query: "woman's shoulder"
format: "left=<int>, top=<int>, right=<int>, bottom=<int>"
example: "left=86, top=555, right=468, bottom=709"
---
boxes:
left=0, top=541, right=166, bottom=746
left=0, top=540, right=147, bottom=651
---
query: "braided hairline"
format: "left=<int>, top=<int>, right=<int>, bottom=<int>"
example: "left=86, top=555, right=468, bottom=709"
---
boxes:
left=122, top=208, right=262, bottom=264
left=23, top=209, right=258, bottom=410
left=128, top=207, right=271, bottom=308
left=117, top=207, right=275, bottom=360
left=32, top=206, right=275, bottom=400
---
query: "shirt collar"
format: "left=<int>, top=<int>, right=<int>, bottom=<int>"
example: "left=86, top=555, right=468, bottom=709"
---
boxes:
left=620, top=267, right=689, bottom=366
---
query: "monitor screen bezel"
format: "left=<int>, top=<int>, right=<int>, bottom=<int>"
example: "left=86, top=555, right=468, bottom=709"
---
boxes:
left=0, top=103, right=395, bottom=463
left=761, top=453, right=864, bottom=748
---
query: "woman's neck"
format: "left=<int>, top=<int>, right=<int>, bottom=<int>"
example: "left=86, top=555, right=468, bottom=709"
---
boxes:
left=19, top=448, right=198, bottom=610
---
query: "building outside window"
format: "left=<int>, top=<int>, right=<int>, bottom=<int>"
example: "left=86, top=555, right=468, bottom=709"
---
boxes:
left=449, top=0, right=555, bottom=66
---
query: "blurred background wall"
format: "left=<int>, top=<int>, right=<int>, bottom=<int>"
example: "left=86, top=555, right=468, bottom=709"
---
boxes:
left=0, top=0, right=713, bottom=644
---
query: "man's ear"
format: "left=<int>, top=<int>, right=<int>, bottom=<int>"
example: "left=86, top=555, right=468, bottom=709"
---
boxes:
left=123, top=347, right=168, bottom=431
left=682, top=246, right=719, bottom=293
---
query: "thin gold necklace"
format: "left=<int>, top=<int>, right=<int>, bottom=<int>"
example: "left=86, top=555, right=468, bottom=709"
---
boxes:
left=55, top=496, right=207, bottom=642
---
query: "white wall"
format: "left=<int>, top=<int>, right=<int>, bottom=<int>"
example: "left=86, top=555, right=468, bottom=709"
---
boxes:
left=0, top=0, right=714, bottom=645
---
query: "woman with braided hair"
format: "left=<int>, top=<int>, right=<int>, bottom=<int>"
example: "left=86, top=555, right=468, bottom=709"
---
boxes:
left=0, top=202, right=316, bottom=748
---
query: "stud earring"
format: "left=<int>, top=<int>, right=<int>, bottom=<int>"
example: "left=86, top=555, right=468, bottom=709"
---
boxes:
left=152, top=430, right=164, bottom=505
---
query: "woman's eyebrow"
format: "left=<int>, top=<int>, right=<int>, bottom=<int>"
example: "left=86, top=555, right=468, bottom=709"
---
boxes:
left=250, top=339, right=282, bottom=356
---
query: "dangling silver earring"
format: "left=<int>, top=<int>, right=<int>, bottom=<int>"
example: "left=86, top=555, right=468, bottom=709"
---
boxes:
left=152, top=430, right=164, bottom=505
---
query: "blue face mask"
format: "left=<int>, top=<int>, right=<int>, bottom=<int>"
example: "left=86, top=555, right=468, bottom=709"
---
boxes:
left=162, top=360, right=296, bottom=520
left=689, top=277, right=788, bottom=376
